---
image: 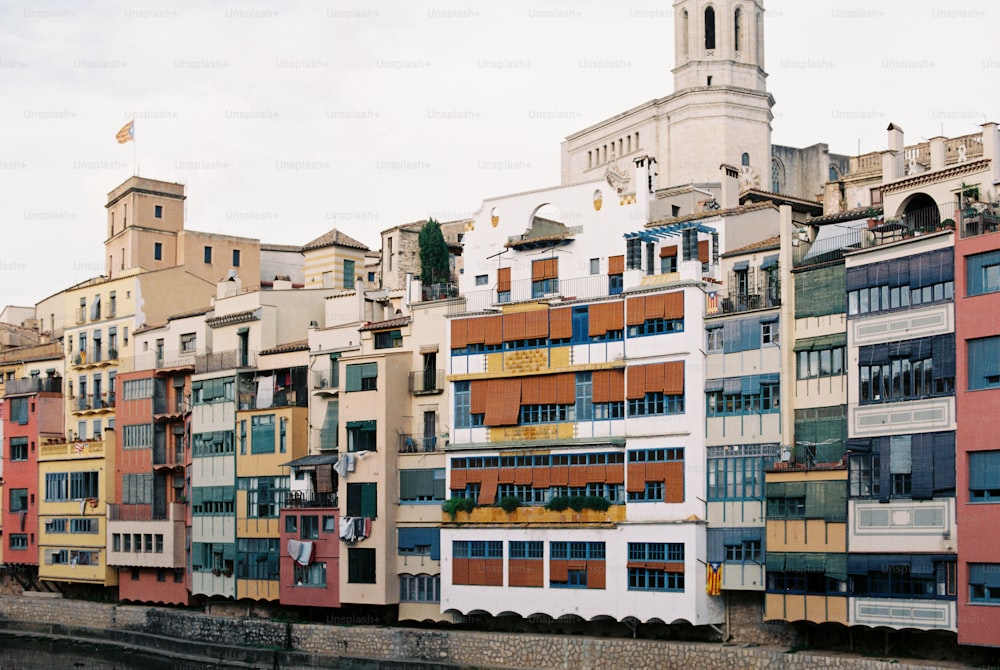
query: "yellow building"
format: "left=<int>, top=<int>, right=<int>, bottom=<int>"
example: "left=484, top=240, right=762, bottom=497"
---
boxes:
left=302, top=229, right=370, bottom=290
left=37, top=432, right=118, bottom=586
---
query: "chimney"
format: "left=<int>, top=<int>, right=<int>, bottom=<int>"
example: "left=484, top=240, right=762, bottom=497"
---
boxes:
left=981, top=122, right=1000, bottom=187
left=928, top=136, right=947, bottom=172
left=217, top=270, right=241, bottom=299
left=720, top=163, right=741, bottom=209
left=883, top=123, right=905, bottom=182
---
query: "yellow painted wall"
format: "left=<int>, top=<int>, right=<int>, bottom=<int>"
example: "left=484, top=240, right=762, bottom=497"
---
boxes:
left=765, top=593, right=848, bottom=624
left=766, top=520, right=847, bottom=553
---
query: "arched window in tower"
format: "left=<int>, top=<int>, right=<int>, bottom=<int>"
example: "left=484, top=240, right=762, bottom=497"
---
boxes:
left=741, top=153, right=750, bottom=167
left=681, top=10, right=689, bottom=59
left=771, top=158, right=784, bottom=194
left=734, top=7, right=742, bottom=52
left=704, top=6, right=716, bottom=50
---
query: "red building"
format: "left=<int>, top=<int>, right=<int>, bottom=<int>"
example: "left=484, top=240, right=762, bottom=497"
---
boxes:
left=107, top=366, right=191, bottom=605
left=2, top=373, right=63, bottom=568
left=955, top=214, right=1000, bottom=647
left=279, top=460, right=339, bottom=608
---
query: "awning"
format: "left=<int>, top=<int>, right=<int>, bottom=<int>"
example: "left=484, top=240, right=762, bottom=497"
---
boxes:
left=792, top=332, right=847, bottom=352
left=733, top=260, right=749, bottom=271
left=281, top=454, right=340, bottom=467
left=760, top=254, right=779, bottom=269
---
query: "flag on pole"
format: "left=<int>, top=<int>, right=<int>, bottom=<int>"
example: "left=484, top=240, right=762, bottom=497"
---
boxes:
left=706, top=562, right=723, bottom=596
left=116, top=119, right=135, bottom=144
left=706, top=291, right=719, bottom=315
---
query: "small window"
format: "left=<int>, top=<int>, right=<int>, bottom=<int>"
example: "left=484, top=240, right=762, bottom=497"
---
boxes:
left=154, top=242, right=163, bottom=261
left=761, top=322, right=778, bottom=345
left=204, top=246, right=212, bottom=263
left=232, top=249, right=241, bottom=267
left=374, top=330, right=403, bottom=349
left=590, top=258, right=600, bottom=275
left=741, top=152, right=750, bottom=167
left=154, top=205, right=163, bottom=218
left=475, top=274, right=488, bottom=286
left=180, top=333, right=196, bottom=353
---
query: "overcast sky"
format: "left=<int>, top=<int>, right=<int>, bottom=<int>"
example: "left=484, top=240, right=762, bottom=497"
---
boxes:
left=1, top=0, right=997, bottom=310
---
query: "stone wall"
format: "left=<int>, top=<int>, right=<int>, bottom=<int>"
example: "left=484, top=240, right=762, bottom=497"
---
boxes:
left=0, top=595, right=977, bottom=670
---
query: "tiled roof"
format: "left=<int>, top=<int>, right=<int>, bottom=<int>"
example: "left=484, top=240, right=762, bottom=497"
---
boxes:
left=0, top=341, right=63, bottom=365
left=807, top=206, right=883, bottom=225
left=646, top=201, right=777, bottom=228
left=206, top=308, right=259, bottom=329
left=167, top=306, right=213, bottom=322
left=260, top=243, right=303, bottom=253
left=722, top=235, right=781, bottom=257
left=358, top=315, right=411, bottom=332
left=302, top=228, right=370, bottom=252
left=740, top=189, right=825, bottom=212
left=259, top=339, right=310, bottom=356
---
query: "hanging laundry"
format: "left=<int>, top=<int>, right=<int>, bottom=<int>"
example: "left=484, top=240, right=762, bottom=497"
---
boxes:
left=296, top=541, right=314, bottom=566
left=256, top=375, right=275, bottom=409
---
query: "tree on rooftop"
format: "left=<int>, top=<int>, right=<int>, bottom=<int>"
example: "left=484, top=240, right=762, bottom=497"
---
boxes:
left=418, top=218, right=450, bottom=286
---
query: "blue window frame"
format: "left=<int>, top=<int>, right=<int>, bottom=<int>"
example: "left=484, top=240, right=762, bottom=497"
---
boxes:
left=628, top=568, right=684, bottom=591
left=453, top=381, right=482, bottom=428
left=968, top=336, right=1000, bottom=391
left=970, top=450, right=1000, bottom=502
left=509, top=541, right=543, bottom=559
left=453, top=540, right=502, bottom=559
left=706, top=444, right=778, bottom=500
left=627, top=317, right=684, bottom=337
left=550, top=541, right=604, bottom=560
left=967, top=250, right=1000, bottom=296
left=970, top=564, right=1000, bottom=603
left=628, top=392, right=684, bottom=416
left=609, top=273, right=623, bottom=295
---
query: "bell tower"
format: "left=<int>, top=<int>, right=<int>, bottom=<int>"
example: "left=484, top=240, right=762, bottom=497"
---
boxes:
left=672, top=0, right=767, bottom=92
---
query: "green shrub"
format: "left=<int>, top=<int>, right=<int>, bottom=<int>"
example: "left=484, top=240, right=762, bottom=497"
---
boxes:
left=545, top=496, right=569, bottom=512
left=498, top=496, right=521, bottom=513
left=584, top=495, right=611, bottom=511
left=567, top=496, right=588, bottom=512
left=442, top=497, right=477, bottom=519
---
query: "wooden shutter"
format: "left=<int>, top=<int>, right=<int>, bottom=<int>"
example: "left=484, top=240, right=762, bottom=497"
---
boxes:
left=663, top=361, right=685, bottom=395
left=627, top=365, right=647, bottom=400
left=520, top=376, right=540, bottom=405
left=524, top=310, right=549, bottom=339
left=504, top=312, right=526, bottom=342
left=466, top=317, right=485, bottom=346
left=698, top=240, right=710, bottom=263
left=470, top=380, right=489, bottom=415
left=556, top=373, right=575, bottom=404
left=660, top=245, right=678, bottom=258
left=664, top=291, right=684, bottom=320
left=608, top=255, right=625, bottom=275
left=626, top=296, right=646, bottom=326
left=484, top=315, right=503, bottom=346
left=550, top=307, right=572, bottom=339
left=451, top=319, right=468, bottom=349
left=497, top=267, right=511, bottom=293
left=532, top=257, right=558, bottom=280
left=484, top=378, right=521, bottom=426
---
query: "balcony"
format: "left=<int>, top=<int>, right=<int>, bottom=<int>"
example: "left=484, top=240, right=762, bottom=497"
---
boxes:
left=103, top=303, right=117, bottom=319
left=75, top=307, right=86, bottom=324
left=408, top=369, right=444, bottom=395
left=421, top=282, right=459, bottom=302
left=3, top=376, right=61, bottom=396
left=399, top=434, right=442, bottom=453
left=106, top=503, right=186, bottom=569
left=195, top=349, right=256, bottom=373
left=283, top=491, right=338, bottom=509
left=310, top=366, right=338, bottom=394
left=959, top=202, right=1000, bottom=239
left=72, top=393, right=116, bottom=414
left=714, top=268, right=780, bottom=315
left=71, top=347, right=118, bottom=369
left=450, top=273, right=611, bottom=314
left=444, top=504, right=626, bottom=526
left=39, top=436, right=108, bottom=461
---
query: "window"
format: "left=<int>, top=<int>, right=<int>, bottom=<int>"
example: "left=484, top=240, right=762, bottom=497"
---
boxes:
left=346, top=420, right=376, bottom=452
left=300, top=515, right=319, bottom=540
left=348, top=548, right=376, bottom=583
left=767, top=496, right=806, bottom=517
left=122, top=473, right=153, bottom=504
left=761, top=321, right=778, bottom=345
left=628, top=392, right=684, bottom=417
left=47, top=518, right=67, bottom=533
left=626, top=238, right=642, bottom=270
left=285, top=516, right=298, bottom=533
left=967, top=250, right=1000, bottom=296
left=627, top=542, right=684, bottom=592
left=9, top=397, right=29, bottom=425
left=374, top=330, right=402, bottom=349
left=237, top=538, right=279, bottom=581
left=531, top=258, right=559, bottom=298
left=970, top=451, right=1000, bottom=502
left=9, top=488, right=28, bottom=513
left=968, top=336, right=1000, bottom=390
left=343, top=259, right=355, bottom=289
left=400, top=574, right=439, bottom=602
left=969, top=564, right=1000, bottom=604
left=10, top=437, right=28, bottom=461
left=123, top=423, right=153, bottom=450
left=122, top=378, right=154, bottom=400
left=8, top=534, right=28, bottom=551
left=797, top=346, right=846, bottom=379
left=180, top=333, right=196, bottom=353
left=192, top=430, right=235, bottom=456
left=627, top=481, right=665, bottom=502
left=706, top=444, right=779, bottom=500
left=704, top=6, right=716, bottom=50
left=706, top=327, right=723, bottom=352
left=609, top=273, right=623, bottom=295
left=70, top=518, right=98, bottom=534
left=726, top=539, right=761, bottom=562
left=154, top=204, right=163, bottom=218
left=846, top=249, right=953, bottom=317
left=191, top=377, right=234, bottom=405
left=509, top=541, right=544, bottom=559
left=240, top=476, right=288, bottom=518
left=294, top=562, right=327, bottom=587
left=399, top=528, right=440, bottom=558
left=454, top=381, right=482, bottom=428
left=232, top=249, right=241, bottom=267
left=345, top=362, right=378, bottom=392
left=346, top=482, right=378, bottom=518
left=858, top=335, right=955, bottom=403
left=70, top=471, right=99, bottom=499
left=590, top=258, right=600, bottom=275
left=250, top=414, right=276, bottom=454
left=154, top=242, right=162, bottom=261
left=203, top=246, right=212, bottom=263
left=399, top=469, right=446, bottom=502
left=475, top=274, right=488, bottom=286
left=192, top=486, right=236, bottom=515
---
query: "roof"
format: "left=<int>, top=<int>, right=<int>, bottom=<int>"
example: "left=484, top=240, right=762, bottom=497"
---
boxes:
left=205, top=308, right=259, bottom=329
left=807, top=206, right=883, bottom=226
left=260, top=243, right=303, bottom=253
left=302, top=228, right=370, bottom=252
left=740, top=188, right=825, bottom=213
left=282, top=454, right=340, bottom=467
left=646, top=201, right=778, bottom=228
left=722, top=235, right=781, bottom=257
left=167, top=306, right=213, bottom=322
left=259, top=339, right=310, bottom=356
left=0, top=341, right=64, bottom=365
left=359, top=315, right=411, bottom=332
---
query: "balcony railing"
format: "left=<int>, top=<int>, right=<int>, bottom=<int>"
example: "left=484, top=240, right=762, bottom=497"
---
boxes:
left=795, top=202, right=957, bottom=268
left=75, top=307, right=86, bottom=324
left=399, top=434, right=441, bottom=453
left=3, top=376, right=61, bottom=396
left=107, top=502, right=186, bottom=522
left=311, top=368, right=338, bottom=391
left=283, top=491, right=338, bottom=509
left=716, top=267, right=780, bottom=315
left=450, top=273, right=611, bottom=314
left=103, top=304, right=117, bottom=319
left=74, top=393, right=115, bottom=412
left=195, top=349, right=256, bottom=373
left=421, top=282, right=459, bottom=302
left=959, top=202, right=1000, bottom=239
left=408, top=369, right=444, bottom=395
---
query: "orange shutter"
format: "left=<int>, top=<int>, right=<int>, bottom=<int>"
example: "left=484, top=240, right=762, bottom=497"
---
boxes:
left=588, top=561, right=606, bottom=589
left=663, top=361, right=685, bottom=395
left=698, top=239, right=710, bottom=263
left=466, top=317, right=485, bottom=345
left=520, top=376, right=540, bottom=405
left=532, top=258, right=557, bottom=281
left=545, top=258, right=559, bottom=279
left=498, top=467, right=516, bottom=484
left=550, top=307, right=572, bottom=339
left=484, top=315, right=503, bottom=346
left=568, top=465, right=588, bottom=486
left=478, top=469, right=499, bottom=505
left=644, top=293, right=665, bottom=320
left=608, top=369, right=624, bottom=402
left=504, top=312, right=526, bottom=342
left=497, top=267, right=511, bottom=293
left=452, top=558, right=470, bottom=585
left=514, top=467, right=532, bottom=485
left=450, top=469, right=467, bottom=490
left=556, top=373, right=576, bottom=404
left=626, top=296, right=646, bottom=326
left=592, top=370, right=610, bottom=404
left=627, top=365, right=647, bottom=400
left=470, top=380, right=488, bottom=415
left=645, top=363, right=665, bottom=394
left=532, top=467, right=551, bottom=488
left=588, top=303, right=607, bottom=337
left=525, top=310, right=549, bottom=339
left=549, top=465, right=569, bottom=485
left=451, top=319, right=468, bottom=349
left=484, top=378, right=522, bottom=426
left=664, top=291, right=684, bottom=320
left=549, top=559, right=569, bottom=582
left=608, top=254, right=625, bottom=275
left=659, top=245, right=678, bottom=258
left=664, top=462, right=685, bottom=503
left=626, top=462, right=647, bottom=492
left=605, top=464, right=625, bottom=485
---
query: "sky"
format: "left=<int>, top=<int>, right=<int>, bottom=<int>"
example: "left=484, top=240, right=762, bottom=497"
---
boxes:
left=1, top=0, right=998, bottom=310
